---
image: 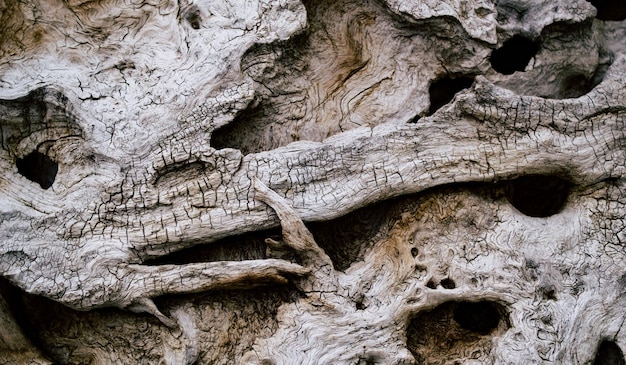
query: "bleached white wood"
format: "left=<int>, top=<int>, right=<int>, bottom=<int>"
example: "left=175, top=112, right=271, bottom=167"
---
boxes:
left=0, top=0, right=625, bottom=363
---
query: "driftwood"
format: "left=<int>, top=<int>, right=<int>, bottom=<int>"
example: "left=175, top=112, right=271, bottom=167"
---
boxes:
left=1, top=0, right=626, bottom=363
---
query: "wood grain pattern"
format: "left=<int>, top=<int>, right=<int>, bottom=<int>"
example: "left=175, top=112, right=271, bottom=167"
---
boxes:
left=0, top=0, right=625, bottom=363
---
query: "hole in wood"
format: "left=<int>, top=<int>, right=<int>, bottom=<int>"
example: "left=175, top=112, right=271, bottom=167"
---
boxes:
left=440, top=278, right=456, bottom=289
left=355, top=300, right=365, bottom=310
left=594, top=340, right=626, bottom=365
left=490, top=35, right=539, bottom=75
left=414, top=264, right=428, bottom=274
left=453, top=301, right=501, bottom=335
left=186, top=9, right=202, bottom=29
left=180, top=5, right=202, bottom=29
left=587, top=0, right=626, bottom=21
left=428, top=75, right=474, bottom=115
left=407, top=300, right=509, bottom=363
left=210, top=102, right=268, bottom=155
left=16, top=150, right=58, bottom=189
left=504, top=174, right=572, bottom=218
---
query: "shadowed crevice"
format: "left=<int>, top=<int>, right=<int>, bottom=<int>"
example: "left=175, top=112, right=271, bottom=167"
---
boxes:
left=16, top=150, right=58, bottom=189
left=210, top=101, right=274, bottom=155
left=407, top=300, right=510, bottom=364
left=428, top=75, right=474, bottom=115
left=587, top=0, right=626, bottom=21
left=453, top=301, right=502, bottom=335
left=307, top=199, right=396, bottom=272
left=559, top=73, right=597, bottom=99
left=490, top=35, right=539, bottom=75
left=143, top=228, right=279, bottom=265
left=210, top=23, right=310, bottom=154
left=143, top=197, right=395, bottom=272
left=180, top=5, right=202, bottom=29
left=0, top=87, right=80, bottom=152
left=440, top=278, right=456, bottom=289
left=1, top=276, right=301, bottom=364
left=504, top=174, right=572, bottom=218
left=594, top=340, right=626, bottom=365
left=0, top=277, right=55, bottom=362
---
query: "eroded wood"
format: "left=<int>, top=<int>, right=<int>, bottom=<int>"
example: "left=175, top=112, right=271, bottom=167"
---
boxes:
left=0, top=0, right=625, bottom=363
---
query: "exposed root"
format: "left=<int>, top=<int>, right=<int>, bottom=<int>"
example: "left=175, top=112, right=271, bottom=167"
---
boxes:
left=253, top=178, right=334, bottom=270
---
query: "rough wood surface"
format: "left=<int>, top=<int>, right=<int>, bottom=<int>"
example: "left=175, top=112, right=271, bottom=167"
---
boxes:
left=1, top=0, right=626, bottom=363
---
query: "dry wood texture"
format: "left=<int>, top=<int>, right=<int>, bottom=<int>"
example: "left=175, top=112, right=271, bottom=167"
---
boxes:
left=1, top=0, right=626, bottom=363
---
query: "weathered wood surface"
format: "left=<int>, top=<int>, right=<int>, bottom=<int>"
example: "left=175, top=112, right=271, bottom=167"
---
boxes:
left=0, top=0, right=626, bottom=363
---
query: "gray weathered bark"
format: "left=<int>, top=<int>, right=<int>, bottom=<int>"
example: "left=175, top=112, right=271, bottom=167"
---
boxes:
left=1, top=0, right=626, bottom=363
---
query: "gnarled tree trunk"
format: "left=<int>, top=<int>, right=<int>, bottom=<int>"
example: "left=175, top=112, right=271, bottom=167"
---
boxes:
left=1, top=0, right=626, bottom=363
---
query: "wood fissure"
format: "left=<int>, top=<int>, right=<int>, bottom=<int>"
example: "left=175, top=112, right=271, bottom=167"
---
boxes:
left=0, top=0, right=625, bottom=363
